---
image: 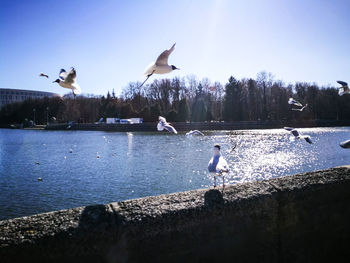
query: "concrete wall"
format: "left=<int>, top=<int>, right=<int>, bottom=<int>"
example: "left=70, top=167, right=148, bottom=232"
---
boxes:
left=45, top=120, right=350, bottom=132
left=1, top=167, right=350, bottom=262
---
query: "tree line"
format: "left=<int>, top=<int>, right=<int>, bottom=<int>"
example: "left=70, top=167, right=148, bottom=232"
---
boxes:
left=1, top=72, right=349, bottom=125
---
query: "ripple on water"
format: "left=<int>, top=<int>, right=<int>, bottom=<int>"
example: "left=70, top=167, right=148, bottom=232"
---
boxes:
left=0, top=127, right=349, bottom=220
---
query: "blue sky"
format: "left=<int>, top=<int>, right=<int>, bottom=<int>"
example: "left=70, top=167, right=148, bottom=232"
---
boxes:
left=1, top=0, right=350, bottom=96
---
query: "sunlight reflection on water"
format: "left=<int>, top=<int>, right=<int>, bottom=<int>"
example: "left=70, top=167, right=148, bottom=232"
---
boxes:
left=0, top=127, right=349, bottom=220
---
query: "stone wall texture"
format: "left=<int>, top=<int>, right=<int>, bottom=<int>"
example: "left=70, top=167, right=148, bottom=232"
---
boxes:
left=1, top=167, right=350, bottom=262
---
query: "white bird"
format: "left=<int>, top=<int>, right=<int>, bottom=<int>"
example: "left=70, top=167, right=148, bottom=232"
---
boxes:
left=340, top=139, right=350, bottom=148
left=292, top=104, right=308, bottom=112
left=288, top=98, right=303, bottom=107
left=53, top=68, right=81, bottom=97
left=186, top=130, right=204, bottom=136
left=230, top=142, right=237, bottom=152
left=157, top=116, right=178, bottom=134
left=337, top=81, right=349, bottom=96
left=208, top=144, right=229, bottom=188
left=284, top=127, right=312, bottom=144
left=140, top=43, right=179, bottom=88
left=39, top=73, right=49, bottom=78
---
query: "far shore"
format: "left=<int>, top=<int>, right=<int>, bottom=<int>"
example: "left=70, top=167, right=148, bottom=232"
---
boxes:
left=2, top=119, right=350, bottom=132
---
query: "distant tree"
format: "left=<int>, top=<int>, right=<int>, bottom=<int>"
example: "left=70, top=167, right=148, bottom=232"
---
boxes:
left=138, top=106, right=152, bottom=122
left=1, top=73, right=349, bottom=125
left=191, top=98, right=207, bottom=122
left=177, top=98, right=190, bottom=122
left=149, top=103, right=161, bottom=122
left=167, top=109, right=178, bottom=122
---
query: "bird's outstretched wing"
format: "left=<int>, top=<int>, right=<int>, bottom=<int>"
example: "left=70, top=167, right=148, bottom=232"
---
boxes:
left=292, top=104, right=308, bottom=111
left=157, top=121, right=164, bottom=131
left=337, top=80, right=348, bottom=87
left=164, top=124, right=178, bottom=134
left=186, top=130, right=204, bottom=136
left=288, top=98, right=303, bottom=107
left=39, top=73, right=49, bottom=78
left=230, top=143, right=237, bottom=152
left=291, top=129, right=299, bottom=137
left=59, top=69, right=67, bottom=80
left=193, top=130, right=204, bottom=136
left=158, top=116, right=167, bottom=124
left=155, top=43, right=176, bottom=66
left=340, top=139, right=350, bottom=148
left=64, top=68, right=77, bottom=84
left=303, top=136, right=312, bottom=144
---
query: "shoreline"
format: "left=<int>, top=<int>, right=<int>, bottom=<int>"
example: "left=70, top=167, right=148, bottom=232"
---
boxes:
left=28, top=120, right=350, bottom=132
left=1, top=166, right=350, bottom=262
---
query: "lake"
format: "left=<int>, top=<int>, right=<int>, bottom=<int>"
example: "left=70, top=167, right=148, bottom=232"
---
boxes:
left=0, top=127, right=349, bottom=220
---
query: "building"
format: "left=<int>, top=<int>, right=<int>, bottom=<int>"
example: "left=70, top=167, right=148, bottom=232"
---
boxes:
left=106, top=117, right=143, bottom=124
left=0, top=88, right=61, bottom=108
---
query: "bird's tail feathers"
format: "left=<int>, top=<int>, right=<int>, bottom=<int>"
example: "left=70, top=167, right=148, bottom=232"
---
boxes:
left=73, top=84, right=81, bottom=95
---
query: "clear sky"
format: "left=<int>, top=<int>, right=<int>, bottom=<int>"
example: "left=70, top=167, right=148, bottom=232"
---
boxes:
left=1, top=0, right=350, bottom=96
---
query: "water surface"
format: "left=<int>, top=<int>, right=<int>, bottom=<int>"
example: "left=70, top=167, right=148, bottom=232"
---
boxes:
left=0, top=127, right=349, bottom=220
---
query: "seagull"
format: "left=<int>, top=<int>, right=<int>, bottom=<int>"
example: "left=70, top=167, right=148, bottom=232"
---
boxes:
left=35, top=162, right=40, bottom=165
left=53, top=68, right=81, bottom=97
left=69, top=149, right=73, bottom=153
left=140, top=43, right=179, bottom=88
left=39, top=73, right=49, bottom=78
left=284, top=127, right=312, bottom=144
left=157, top=116, right=178, bottom=134
left=37, top=177, right=43, bottom=181
left=337, top=81, right=350, bottom=96
left=292, top=104, right=308, bottom=112
left=230, top=143, right=237, bottom=152
left=340, top=139, right=350, bottom=148
left=186, top=130, right=204, bottom=136
left=288, top=98, right=303, bottom=107
left=208, top=144, right=229, bottom=188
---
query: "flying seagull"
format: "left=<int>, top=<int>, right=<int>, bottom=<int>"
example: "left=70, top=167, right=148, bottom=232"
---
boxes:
left=186, top=130, right=204, bottom=136
left=157, top=116, right=178, bottom=134
left=53, top=68, right=81, bottom=97
left=292, top=104, right=308, bottom=112
left=140, top=43, right=179, bottom=88
left=39, top=73, right=49, bottom=78
left=337, top=81, right=350, bottom=96
left=340, top=139, right=350, bottom=149
left=288, top=98, right=303, bottom=107
left=230, top=142, right=237, bottom=153
left=284, top=127, right=312, bottom=144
